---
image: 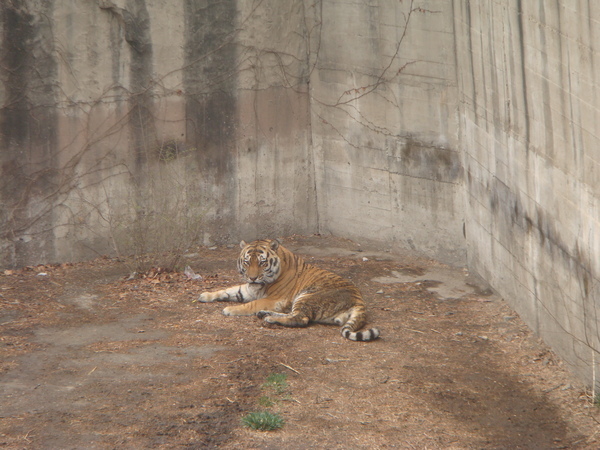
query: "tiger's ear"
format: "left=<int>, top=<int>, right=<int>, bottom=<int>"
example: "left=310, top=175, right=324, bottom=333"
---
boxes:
left=269, top=239, right=280, bottom=251
left=239, top=240, right=247, bottom=249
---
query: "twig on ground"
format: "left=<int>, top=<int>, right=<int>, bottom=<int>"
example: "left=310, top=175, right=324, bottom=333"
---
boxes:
left=278, top=362, right=301, bottom=374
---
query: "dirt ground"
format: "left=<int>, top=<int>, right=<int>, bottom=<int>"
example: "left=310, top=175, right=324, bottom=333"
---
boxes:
left=1, top=234, right=600, bottom=449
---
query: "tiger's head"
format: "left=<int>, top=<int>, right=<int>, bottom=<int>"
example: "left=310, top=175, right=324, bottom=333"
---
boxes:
left=237, top=239, right=282, bottom=285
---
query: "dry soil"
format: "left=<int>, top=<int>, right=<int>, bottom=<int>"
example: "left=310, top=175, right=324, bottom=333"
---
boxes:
left=1, top=235, right=600, bottom=448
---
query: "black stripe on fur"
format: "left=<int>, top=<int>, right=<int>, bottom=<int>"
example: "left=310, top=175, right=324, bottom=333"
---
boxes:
left=342, top=327, right=380, bottom=341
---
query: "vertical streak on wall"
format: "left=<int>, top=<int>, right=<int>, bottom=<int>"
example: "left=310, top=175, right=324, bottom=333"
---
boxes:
left=456, top=0, right=600, bottom=385
left=96, top=0, right=159, bottom=258
left=0, top=1, right=58, bottom=266
left=123, top=0, right=154, bottom=177
left=515, top=0, right=530, bottom=146
left=124, top=0, right=156, bottom=256
left=183, top=0, right=237, bottom=238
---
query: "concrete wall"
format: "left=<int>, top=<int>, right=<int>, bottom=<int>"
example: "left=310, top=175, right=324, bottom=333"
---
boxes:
left=0, top=0, right=461, bottom=268
left=0, top=0, right=316, bottom=267
left=309, top=0, right=465, bottom=265
left=454, top=1, right=600, bottom=383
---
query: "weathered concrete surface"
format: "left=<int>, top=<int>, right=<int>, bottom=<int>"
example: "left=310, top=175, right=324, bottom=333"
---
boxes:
left=309, top=0, right=464, bottom=265
left=0, top=0, right=316, bottom=267
left=0, top=0, right=458, bottom=268
left=235, top=0, right=315, bottom=238
left=0, top=0, right=59, bottom=266
left=454, top=1, right=600, bottom=384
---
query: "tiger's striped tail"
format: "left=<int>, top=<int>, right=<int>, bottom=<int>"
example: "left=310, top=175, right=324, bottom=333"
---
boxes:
left=341, top=326, right=380, bottom=341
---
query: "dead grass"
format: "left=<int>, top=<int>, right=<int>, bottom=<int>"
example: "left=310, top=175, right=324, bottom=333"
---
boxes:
left=1, top=235, right=600, bottom=448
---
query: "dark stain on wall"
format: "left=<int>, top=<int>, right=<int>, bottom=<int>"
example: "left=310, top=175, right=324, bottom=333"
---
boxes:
left=537, top=4, right=555, bottom=160
left=0, top=1, right=58, bottom=265
left=126, top=0, right=154, bottom=172
left=100, top=0, right=155, bottom=174
left=463, top=1, right=478, bottom=125
left=0, top=3, right=58, bottom=173
left=183, top=0, right=237, bottom=177
left=0, top=6, right=33, bottom=148
left=390, top=139, right=463, bottom=184
left=486, top=174, right=594, bottom=304
left=515, top=0, right=531, bottom=146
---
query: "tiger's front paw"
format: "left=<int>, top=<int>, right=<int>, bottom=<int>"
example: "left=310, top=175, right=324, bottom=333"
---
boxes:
left=256, top=310, right=272, bottom=319
left=196, top=292, right=216, bottom=303
left=223, top=306, right=237, bottom=316
left=262, top=315, right=278, bottom=324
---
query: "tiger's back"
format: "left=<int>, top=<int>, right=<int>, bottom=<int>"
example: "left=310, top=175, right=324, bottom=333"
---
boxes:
left=197, top=239, right=380, bottom=341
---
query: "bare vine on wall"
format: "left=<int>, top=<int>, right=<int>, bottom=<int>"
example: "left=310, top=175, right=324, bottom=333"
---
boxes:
left=310, top=0, right=441, bottom=148
left=0, top=0, right=435, bottom=271
left=0, top=1, right=213, bottom=270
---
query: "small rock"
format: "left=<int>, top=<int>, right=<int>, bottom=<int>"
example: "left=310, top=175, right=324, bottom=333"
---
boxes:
left=184, top=266, right=202, bottom=280
left=376, top=290, right=384, bottom=294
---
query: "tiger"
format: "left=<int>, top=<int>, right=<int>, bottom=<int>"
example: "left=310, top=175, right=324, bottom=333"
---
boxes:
left=196, top=239, right=380, bottom=341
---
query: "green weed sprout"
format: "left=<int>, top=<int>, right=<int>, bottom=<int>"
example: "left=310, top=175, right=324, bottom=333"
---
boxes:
left=242, top=411, right=284, bottom=431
